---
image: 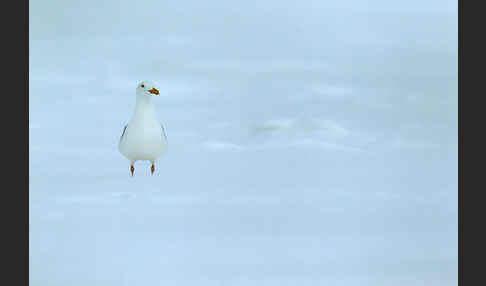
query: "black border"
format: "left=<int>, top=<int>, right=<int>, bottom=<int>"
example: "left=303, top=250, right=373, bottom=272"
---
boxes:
left=459, top=0, right=481, bottom=284
left=1, top=0, right=29, bottom=284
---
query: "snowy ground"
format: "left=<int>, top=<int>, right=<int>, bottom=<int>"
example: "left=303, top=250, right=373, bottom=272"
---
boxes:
left=30, top=1, right=457, bottom=285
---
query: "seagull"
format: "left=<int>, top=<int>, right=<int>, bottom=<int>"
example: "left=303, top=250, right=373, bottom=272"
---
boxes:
left=118, top=81, right=168, bottom=176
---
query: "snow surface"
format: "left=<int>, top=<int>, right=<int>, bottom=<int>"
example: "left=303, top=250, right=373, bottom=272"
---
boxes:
left=30, top=1, right=457, bottom=285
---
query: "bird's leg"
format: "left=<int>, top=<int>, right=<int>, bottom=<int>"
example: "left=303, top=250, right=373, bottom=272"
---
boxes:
left=130, top=164, right=135, bottom=176
left=151, top=163, right=155, bottom=175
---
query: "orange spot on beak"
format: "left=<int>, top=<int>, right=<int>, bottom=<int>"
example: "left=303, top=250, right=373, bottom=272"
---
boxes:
left=149, top=88, right=159, bottom=95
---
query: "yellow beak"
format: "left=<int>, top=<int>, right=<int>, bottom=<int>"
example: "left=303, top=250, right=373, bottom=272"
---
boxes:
left=149, top=88, right=159, bottom=95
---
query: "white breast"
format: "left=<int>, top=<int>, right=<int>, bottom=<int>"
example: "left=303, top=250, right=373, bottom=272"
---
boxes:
left=118, top=119, right=168, bottom=162
left=118, top=94, right=168, bottom=163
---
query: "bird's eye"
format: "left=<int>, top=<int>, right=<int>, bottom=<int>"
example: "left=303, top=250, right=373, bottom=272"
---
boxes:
left=141, top=84, right=145, bottom=88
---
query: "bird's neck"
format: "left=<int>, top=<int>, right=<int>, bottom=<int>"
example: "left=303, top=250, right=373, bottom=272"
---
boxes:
left=132, top=93, right=157, bottom=120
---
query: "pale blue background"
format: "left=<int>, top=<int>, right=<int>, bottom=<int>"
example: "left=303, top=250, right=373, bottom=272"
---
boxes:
left=30, top=1, right=457, bottom=285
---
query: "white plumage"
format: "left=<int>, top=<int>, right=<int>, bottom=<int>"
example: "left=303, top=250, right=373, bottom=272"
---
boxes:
left=118, top=81, right=168, bottom=176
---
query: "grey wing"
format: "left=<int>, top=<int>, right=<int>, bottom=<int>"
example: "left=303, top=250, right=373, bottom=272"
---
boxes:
left=120, top=124, right=128, bottom=142
left=160, top=123, right=167, bottom=140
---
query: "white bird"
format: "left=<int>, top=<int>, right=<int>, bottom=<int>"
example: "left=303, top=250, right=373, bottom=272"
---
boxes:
left=118, top=81, right=168, bottom=176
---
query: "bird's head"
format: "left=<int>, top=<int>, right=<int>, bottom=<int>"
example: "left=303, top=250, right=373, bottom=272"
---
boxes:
left=136, top=81, right=160, bottom=97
